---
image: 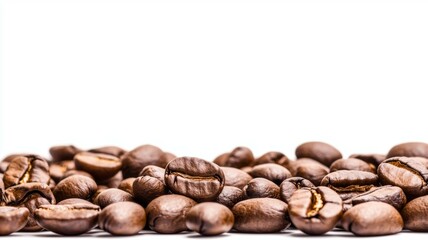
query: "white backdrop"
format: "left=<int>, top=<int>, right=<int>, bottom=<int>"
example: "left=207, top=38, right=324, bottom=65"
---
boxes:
left=2, top=1, right=428, bottom=239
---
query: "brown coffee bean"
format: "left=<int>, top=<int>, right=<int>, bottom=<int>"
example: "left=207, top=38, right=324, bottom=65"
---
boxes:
left=378, top=157, right=428, bottom=198
left=186, top=202, right=234, bottom=236
left=216, top=186, right=244, bottom=208
left=221, top=166, right=252, bottom=189
left=342, top=202, right=403, bottom=236
left=349, top=153, right=386, bottom=167
left=49, top=145, right=82, bottom=162
left=121, top=144, right=168, bottom=178
left=165, top=157, right=225, bottom=202
left=1, top=154, right=25, bottom=173
left=346, top=185, right=407, bottom=210
left=295, top=141, right=342, bottom=167
left=88, top=146, right=127, bottom=157
left=62, top=170, right=93, bottom=180
left=330, top=158, right=376, bottom=173
left=248, top=163, right=291, bottom=185
left=57, top=198, right=95, bottom=205
left=387, top=142, right=428, bottom=158
left=118, top=177, right=136, bottom=194
left=254, top=151, right=289, bottom=166
left=232, top=198, right=290, bottom=233
left=97, top=171, right=123, bottom=188
left=34, top=203, right=100, bottom=235
left=94, top=188, right=134, bottom=209
left=223, top=147, right=254, bottom=168
left=146, top=194, right=197, bottom=233
left=164, top=152, right=176, bottom=162
left=279, top=177, right=315, bottom=203
left=401, top=195, right=428, bottom=231
left=133, top=176, right=168, bottom=206
left=243, top=178, right=279, bottom=199
left=287, top=158, right=329, bottom=186
left=0, top=206, right=29, bottom=235
left=98, top=202, right=146, bottom=236
left=213, top=152, right=229, bottom=166
left=53, top=175, right=97, bottom=202
left=91, top=185, right=108, bottom=203
left=74, top=152, right=122, bottom=180
left=288, top=186, right=342, bottom=235
left=138, top=165, right=165, bottom=181
left=3, top=155, right=50, bottom=189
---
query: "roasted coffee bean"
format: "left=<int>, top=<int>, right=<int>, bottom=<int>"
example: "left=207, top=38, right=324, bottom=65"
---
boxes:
left=164, top=152, right=176, bottom=162
left=248, top=163, right=291, bottom=185
left=0, top=175, right=4, bottom=191
left=232, top=198, right=290, bottom=233
left=321, top=170, right=378, bottom=200
left=88, top=146, right=127, bottom=157
left=349, top=153, right=386, bottom=167
left=49, top=145, right=82, bottom=162
left=186, top=202, right=234, bottom=236
left=133, top=176, right=168, bottom=206
left=49, top=164, right=68, bottom=183
left=279, top=177, right=315, bottom=203
left=1, top=154, right=25, bottom=173
left=97, top=171, right=123, bottom=188
left=401, top=195, right=428, bottom=231
left=213, top=152, right=229, bottom=166
left=287, top=158, right=329, bottom=186
left=146, top=194, right=196, bottom=233
left=295, top=141, right=342, bottom=167
left=91, top=185, right=108, bottom=203
left=53, top=175, right=97, bottom=202
left=223, top=147, right=254, bottom=168
left=62, top=170, right=93, bottom=180
left=94, top=188, right=134, bottom=208
left=34, top=203, right=100, bottom=235
left=243, top=178, right=279, bottom=199
left=57, top=198, right=95, bottom=206
left=342, top=202, right=403, bottom=236
left=216, top=186, right=244, bottom=208
left=165, top=157, right=225, bottom=202
left=378, top=157, right=428, bottom=198
left=387, top=142, right=428, bottom=158
left=221, top=167, right=252, bottom=189
left=98, top=202, right=146, bottom=236
left=288, top=186, right=342, bottom=235
left=138, top=165, right=165, bottom=181
left=253, top=151, right=289, bottom=166
left=121, top=144, right=168, bottom=178
left=346, top=185, right=407, bottom=210
left=0, top=206, right=29, bottom=235
left=118, top=177, right=136, bottom=194
left=3, top=155, right=50, bottom=188
left=74, top=152, right=122, bottom=180
left=330, top=158, right=376, bottom=173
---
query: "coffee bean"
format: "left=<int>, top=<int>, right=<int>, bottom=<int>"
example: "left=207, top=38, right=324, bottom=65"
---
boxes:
left=295, top=141, right=342, bottom=167
left=53, top=175, right=97, bottom=202
left=330, top=158, right=376, bottom=173
left=346, top=185, right=407, bottom=210
left=321, top=170, right=378, bottom=200
left=254, top=151, right=289, bottom=166
left=121, top=144, right=168, bottom=178
left=378, top=157, right=428, bottom=198
left=164, top=152, right=176, bottom=162
left=133, top=175, right=168, bottom=206
left=342, top=202, right=403, bottom=236
left=279, top=177, right=315, bottom=203
left=248, top=163, right=291, bottom=185
left=62, top=170, right=93, bottom=180
left=213, top=152, right=229, bottom=166
left=186, top=202, right=234, bottom=236
left=97, top=171, right=123, bottom=188
left=98, top=202, right=146, bottom=235
left=221, top=166, right=252, bottom=189
left=223, top=147, right=254, bottom=168
left=118, top=177, right=136, bottom=194
left=287, top=158, right=329, bottom=186
left=401, top=195, right=428, bottom=231
left=1, top=154, right=25, bottom=173
left=88, top=146, right=127, bottom=157
left=57, top=198, right=95, bottom=205
left=34, top=203, right=100, bottom=235
left=288, top=186, right=342, bottom=235
left=91, top=185, right=108, bottom=203
left=49, top=145, right=82, bottom=162
left=232, top=198, right=290, bottom=233
left=0, top=206, right=29, bottom=235
left=215, top=186, right=244, bottom=208
left=165, top=157, right=225, bottom=202
left=146, top=194, right=196, bottom=233
left=243, top=178, right=279, bottom=199
left=138, top=165, right=165, bottom=181
left=349, top=153, right=386, bottom=167
left=74, top=152, right=122, bottom=180
left=3, top=155, right=50, bottom=188
left=387, top=142, right=428, bottom=158
left=94, top=188, right=134, bottom=208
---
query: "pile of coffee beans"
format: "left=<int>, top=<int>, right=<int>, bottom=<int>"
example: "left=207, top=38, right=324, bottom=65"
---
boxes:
left=1, top=142, right=428, bottom=236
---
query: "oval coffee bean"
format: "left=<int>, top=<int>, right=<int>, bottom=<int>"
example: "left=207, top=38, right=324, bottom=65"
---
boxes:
left=223, top=147, right=254, bottom=168
left=146, top=194, right=196, bottom=233
left=118, top=177, right=136, bottom=194
left=185, top=202, right=234, bottom=236
left=221, top=167, right=252, bottom=189
left=133, top=175, right=168, bottom=206
left=0, top=206, right=29, bottom=235
left=253, top=151, right=289, bottom=166
left=287, top=158, right=329, bottom=186
left=98, top=202, right=146, bottom=236
left=3, top=155, right=50, bottom=188
left=348, top=185, right=407, bottom=210
left=121, top=144, right=168, bottom=178
left=289, top=186, right=342, bottom=235
left=401, top=195, right=428, bottom=231
left=295, top=141, right=342, bottom=167
left=342, top=202, right=403, bottom=236
left=243, top=178, right=279, bottom=199
left=216, top=186, right=244, bottom=208
left=53, top=175, right=97, bottom=202
left=165, top=157, right=225, bottom=202
left=213, top=152, right=229, bottom=166
left=387, top=142, right=428, bottom=158
left=34, top=203, right=100, bottom=235
left=49, top=145, right=82, bottom=162
left=74, top=152, right=122, bottom=180
left=280, top=177, right=315, bottom=203
left=88, top=146, right=127, bottom=157
left=330, top=158, right=376, bottom=173
left=232, top=198, right=290, bottom=233
left=94, top=188, right=134, bottom=209
left=248, top=163, right=292, bottom=185
left=349, top=153, right=386, bottom=167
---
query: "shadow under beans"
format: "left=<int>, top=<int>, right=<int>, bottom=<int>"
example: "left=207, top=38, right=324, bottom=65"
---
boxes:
left=289, top=232, right=359, bottom=238
left=187, top=234, right=230, bottom=238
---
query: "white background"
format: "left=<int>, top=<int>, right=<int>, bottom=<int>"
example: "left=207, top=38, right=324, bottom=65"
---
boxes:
left=1, top=0, right=428, bottom=239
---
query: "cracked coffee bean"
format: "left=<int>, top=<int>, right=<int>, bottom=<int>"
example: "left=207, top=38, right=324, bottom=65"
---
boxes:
left=185, top=202, right=234, bottom=236
left=3, top=155, right=50, bottom=188
left=280, top=177, right=315, bottom=203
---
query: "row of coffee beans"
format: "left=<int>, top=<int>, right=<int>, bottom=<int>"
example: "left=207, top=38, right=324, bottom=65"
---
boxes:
left=1, top=142, right=428, bottom=236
